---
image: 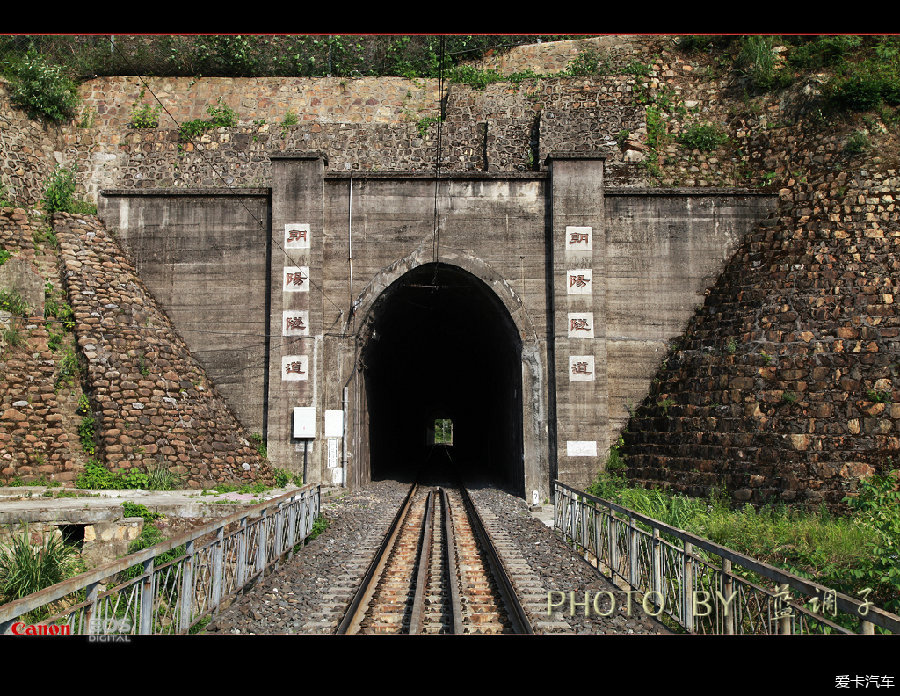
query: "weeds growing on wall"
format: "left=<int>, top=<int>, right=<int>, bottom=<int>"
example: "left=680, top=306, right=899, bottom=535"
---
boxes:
left=0, top=524, right=83, bottom=606
left=1, top=46, right=79, bottom=123
left=1, top=35, right=573, bottom=80
left=586, top=450, right=897, bottom=617
left=75, top=461, right=150, bottom=490
left=678, top=122, right=729, bottom=152
left=178, top=99, right=238, bottom=142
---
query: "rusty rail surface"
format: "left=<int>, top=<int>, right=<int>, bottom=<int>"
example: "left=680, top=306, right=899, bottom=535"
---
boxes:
left=554, top=480, right=900, bottom=635
left=0, top=484, right=321, bottom=636
left=340, top=479, right=531, bottom=634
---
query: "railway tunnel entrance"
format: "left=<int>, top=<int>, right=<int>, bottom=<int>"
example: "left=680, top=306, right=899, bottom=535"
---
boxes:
left=361, top=263, right=525, bottom=495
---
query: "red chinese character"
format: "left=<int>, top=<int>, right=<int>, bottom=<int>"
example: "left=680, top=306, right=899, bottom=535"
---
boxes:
left=570, top=318, right=591, bottom=332
left=285, top=361, right=305, bottom=375
left=286, top=271, right=306, bottom=287
left=569, top=232, right=590, bottom=245
left=571, top=361, right=592, bottom=375
left=286, top=316, right=307, bottom=331
left=287, top=228, right=308, bottom=243
left=569, top=274, right=590, bottom=289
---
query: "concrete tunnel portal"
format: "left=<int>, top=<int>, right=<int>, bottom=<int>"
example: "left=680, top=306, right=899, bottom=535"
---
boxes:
left=361, top=263, right=525, bottom=494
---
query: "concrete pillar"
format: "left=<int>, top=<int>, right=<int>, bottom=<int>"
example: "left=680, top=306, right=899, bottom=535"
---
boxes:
left=268, top=153, right=327, bottom=483
left=547, top=153, right=607, bottom=490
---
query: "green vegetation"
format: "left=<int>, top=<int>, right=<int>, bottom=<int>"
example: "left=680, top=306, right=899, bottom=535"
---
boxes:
left=416, top=115, right=441, bottom=138
left=75, top=461, right=150, bottom=490
left=736, top=36, right=784, bottom=91
left=40, top=165, right=95, bottom=215
left=294, top=514, right=329, bottom=552
left=867, top=389, right=891, bottom=403
left=271, top=467, right=302, bottom=488
left=1, top=46, right=79, bottom=123
left=0, top=183, right=13, bottom=208
left=178, top=99, right=238, bottom=142
left=434, top=418, right=453, bottom=445
left=0, top=289, right=29, bottom=316
left=1, top=35, right=569, bottom=80
left=146, top=462, right=184, bottom=491
left=587, top=461, right=898, bottom=616
left=211, top=480, right=269, bottom=496
left=121, top=501, right=162, bottom=521
left=55, top=348, right=80, bottom=390
left=130, top=102, right=161, bottom=129
left=563, top=47, right=609, bottom=77
left=844, top=130, right=871, bottom=155
left=843, top=470, right=900, bottom=614
left=249, top=432, right=267, bottom=459
left=0, top=525, right=82, bottom=609
left=678, top=122, right=729, bottom=152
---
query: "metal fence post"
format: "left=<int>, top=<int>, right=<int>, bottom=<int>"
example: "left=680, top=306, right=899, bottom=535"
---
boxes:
left=211, top=525, right=224, bottom=611
left=275, top=502, right=285, bottom=560
left=179, top=539, right=195, bottom=633
left=84, top=581, right=99, bottom=635
left=607, top=509, right=618, bottom=577
left=287, top=494, right=298, bottom=555
left=553, top=483, right=559, bottom=531
left=256, top=510, right=268, bottom=579
left=627, top=514, right=637, bottom=589
left=236, top=515, right=248, bottom=589
left=651, top=528, right=662, bottom=613
left=722, top=558, right=734, bottom=635
left=139, top=558, right=155, bottom=635
left=683, top=541, right=694, bottom=633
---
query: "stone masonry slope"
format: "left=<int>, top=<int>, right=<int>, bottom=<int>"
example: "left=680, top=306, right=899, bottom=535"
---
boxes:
left=622, top=121, right=900, bottom=510
left=0, top=207, right=85, bottom=484
left=53, top=212, right=274, bottom=488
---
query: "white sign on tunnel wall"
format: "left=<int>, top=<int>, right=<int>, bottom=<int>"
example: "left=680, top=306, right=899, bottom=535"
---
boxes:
left=566, top=441, right=598, bottom=457
left=285, top=223, right=311, bottom=249
left=569, top=355, right=595, bottom=381
left=283, top=310, right=310, bottom=336
left=281, top=355, right=309, bottom=381
left=283, top=266, right=309, bottom=292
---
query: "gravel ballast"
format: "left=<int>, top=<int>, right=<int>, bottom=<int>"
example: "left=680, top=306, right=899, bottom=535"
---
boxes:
left=205, top=479, right=671, bottom=635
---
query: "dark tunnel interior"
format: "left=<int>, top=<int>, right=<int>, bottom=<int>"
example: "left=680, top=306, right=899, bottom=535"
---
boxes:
left=362, top=263, right=524, bottom=495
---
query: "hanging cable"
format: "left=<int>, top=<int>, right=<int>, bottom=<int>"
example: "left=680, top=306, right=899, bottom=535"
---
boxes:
left=431, top=35, right=446, bottom=287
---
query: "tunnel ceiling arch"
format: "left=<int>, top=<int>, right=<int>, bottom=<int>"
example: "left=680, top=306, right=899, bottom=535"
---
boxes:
left=361, top=262, right=525, bottom=493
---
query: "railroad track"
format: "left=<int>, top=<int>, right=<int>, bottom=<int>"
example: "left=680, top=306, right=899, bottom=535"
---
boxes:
left=336, top=478, right=532, bottom=635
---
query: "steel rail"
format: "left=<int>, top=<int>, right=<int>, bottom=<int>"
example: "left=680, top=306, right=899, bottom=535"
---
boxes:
left=336, top=482, right=418, bottom=635
left=457, top=484, right=533, bottom=635
left=408, top=490, right=435, bottom=635
left=441, top=488, right=465, bottom=635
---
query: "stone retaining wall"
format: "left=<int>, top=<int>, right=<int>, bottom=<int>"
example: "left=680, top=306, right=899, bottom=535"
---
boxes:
left=53, top=212, right=275, bottom=488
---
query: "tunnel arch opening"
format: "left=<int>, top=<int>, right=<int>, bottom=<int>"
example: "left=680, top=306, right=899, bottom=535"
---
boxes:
left=361, top=262, right=525, bottom=494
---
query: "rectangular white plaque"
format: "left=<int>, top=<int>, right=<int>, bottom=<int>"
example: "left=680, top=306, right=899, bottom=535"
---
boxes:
left=567, top=312, right=594, bottom=338
left=285, top=223, right=311, bottom=250
left=567, top=441, right=598, bottom=457
left=566, top=269, right=592, bottom=295
left=565, top=226, right=592, bottom=252
left=569, top=355, right=595, bottom=381
left=282, top=355, right=309, bottom=381
left=327, top=438, right=339, bottom=468
left=283, top=310, right=310, bottom=337
left=293, top=406, right=316, bottom=439
left=324, top=410, right=344, bottom=438
left=283, top=266, right=309, bottom=292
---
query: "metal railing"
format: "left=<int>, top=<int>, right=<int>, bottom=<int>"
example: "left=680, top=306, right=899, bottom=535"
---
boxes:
left=554, top=480, right=900, bottom=635
left=0, top=484, right=320, bottom=635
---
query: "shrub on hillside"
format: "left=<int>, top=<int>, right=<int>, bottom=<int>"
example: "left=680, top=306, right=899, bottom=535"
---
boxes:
left=3, top=48, right=79, bottom=123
